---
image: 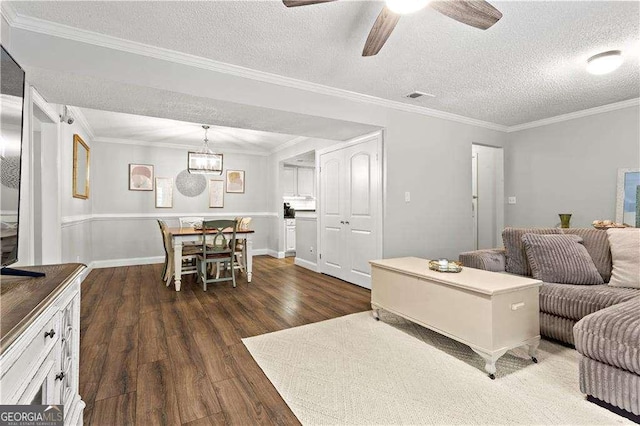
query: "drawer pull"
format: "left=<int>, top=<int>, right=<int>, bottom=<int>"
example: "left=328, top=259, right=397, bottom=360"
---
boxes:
left=55, top=372, right=65, bottom=381
left=511, top=302, right=525, bottom=311
left=44, top=329, right=56, bottom=339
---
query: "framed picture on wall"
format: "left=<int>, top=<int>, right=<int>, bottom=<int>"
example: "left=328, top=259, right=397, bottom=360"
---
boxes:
left=155, top=177, right=173, bottom=208
left=616, top=168, right=640, bottom=227
left=209, top=179, right=224, bottom=208
left=72, top=134, right=90, bottom=199
left=129, top=163, right=154, bottom=191
left=226, top=170, right=245, bottom=193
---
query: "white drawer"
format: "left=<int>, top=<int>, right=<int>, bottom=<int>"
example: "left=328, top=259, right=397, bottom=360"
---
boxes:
left=0, top=312, right=60, bottom=403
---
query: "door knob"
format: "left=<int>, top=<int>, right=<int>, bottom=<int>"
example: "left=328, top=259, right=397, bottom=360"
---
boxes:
left=345, top=221, right=350, bottom=225
left=340, top=221, right=345, bottom=224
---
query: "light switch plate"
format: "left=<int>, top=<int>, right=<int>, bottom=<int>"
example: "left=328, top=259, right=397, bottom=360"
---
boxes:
left=508, top=196, right=517, bottom=205
left=405, top=192, right=411, bottom=202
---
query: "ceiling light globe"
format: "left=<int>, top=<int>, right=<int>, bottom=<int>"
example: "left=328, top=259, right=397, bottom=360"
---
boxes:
left=586, top=50, right=623, bottom=75
left=385, top=0, right=430, bottom=15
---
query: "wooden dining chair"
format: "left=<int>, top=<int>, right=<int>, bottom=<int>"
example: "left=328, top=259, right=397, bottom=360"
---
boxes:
left=179, top=216, right=204, bottom=248
left=158, top=219, right=201, bottom=286
left=157, top=219, right=170, bottom=281
left=179, top=217, right=204, bottom=228
left=196, top=219, right=237, bottom=291
left=233, top=217, right=252, bottom=274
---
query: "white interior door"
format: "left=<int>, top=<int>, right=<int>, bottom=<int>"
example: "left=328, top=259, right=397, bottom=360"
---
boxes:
left=472, top=144, right=504, bottom=250
left=319, top=135, right=380, bottom=288
left=472, top=152, right=478, bottom=250
left=343, top=141, right=378, bottom=288
left=319, top=149, right=346, bottom=278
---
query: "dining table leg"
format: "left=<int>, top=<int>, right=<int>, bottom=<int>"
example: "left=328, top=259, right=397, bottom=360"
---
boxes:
left=246, top=238, right=253, bottom=283
left=173, top=239, right=183, bottom=291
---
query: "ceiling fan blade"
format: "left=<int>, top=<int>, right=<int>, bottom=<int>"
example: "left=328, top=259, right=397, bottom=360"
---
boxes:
left=430, top=0, right=502, bottom=30
left=362, top=7, right=401, bottom=57
left=282, top=0, right=336, bottom=7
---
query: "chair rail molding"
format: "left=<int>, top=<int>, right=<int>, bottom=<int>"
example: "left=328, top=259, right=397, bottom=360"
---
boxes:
left=61, top=212, right=279, bottom=227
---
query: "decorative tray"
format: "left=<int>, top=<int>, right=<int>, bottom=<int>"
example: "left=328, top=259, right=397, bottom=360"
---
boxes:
left=592, top=220, right=627, bottom=230
left=429, top=260, right=463, bottom=273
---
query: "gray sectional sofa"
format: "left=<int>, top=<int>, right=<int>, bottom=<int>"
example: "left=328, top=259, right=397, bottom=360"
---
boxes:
left=459, top=227, right=639, bottom=418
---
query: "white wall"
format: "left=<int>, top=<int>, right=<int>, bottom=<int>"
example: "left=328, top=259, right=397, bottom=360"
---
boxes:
left=505, top=105, right=640, bottom=228
left=89, top=141, right=272, bottom=263
left=60, top=113, right=93, bottom=265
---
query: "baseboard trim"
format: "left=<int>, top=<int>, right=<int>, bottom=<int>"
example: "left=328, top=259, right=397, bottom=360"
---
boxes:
left=266, top=250, right=285, bottom=259
left=294, top=257, right=318, bottom=272
left=91, top=256, right=166, bottom=269
left=88, top=250, right=272, bottom=270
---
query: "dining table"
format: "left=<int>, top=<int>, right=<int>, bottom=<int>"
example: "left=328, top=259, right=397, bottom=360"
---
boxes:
left=167, top=227, right=255, bottom=291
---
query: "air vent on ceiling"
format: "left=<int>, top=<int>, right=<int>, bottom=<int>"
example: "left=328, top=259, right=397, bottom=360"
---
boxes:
left=405, top=91, right=435, bottom=100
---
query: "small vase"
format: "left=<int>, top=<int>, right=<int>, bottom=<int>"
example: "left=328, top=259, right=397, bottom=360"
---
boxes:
left=559, top=214, right=572, bottom=229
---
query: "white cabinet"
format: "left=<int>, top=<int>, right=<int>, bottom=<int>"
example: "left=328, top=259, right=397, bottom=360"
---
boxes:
left=297, top=167, right=315, bottom=197
left=283, top=166, right=315, bottom=198
left=0, top=265, right=85, bottom=425
left=283, top=167, right=297, bottom=197
left=284, top=218, right=296, bottom=254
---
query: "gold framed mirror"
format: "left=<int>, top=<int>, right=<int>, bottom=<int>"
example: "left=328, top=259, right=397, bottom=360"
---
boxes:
left=73, top=134, right=90, bottom=199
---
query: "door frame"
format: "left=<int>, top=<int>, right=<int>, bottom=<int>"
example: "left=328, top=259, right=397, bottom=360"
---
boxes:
left=315, top=131, right=384, bottom=282
left=471, top=143, right=504, bottom=249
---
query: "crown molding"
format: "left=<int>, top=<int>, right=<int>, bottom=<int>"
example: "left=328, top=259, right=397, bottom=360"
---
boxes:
left=93, top=136, right=272, bottom=156
left=3, top=9, right=508, bottom=132
left=66, top=105, right=96, bottom=140
left=506, top=98, right=640, bottom=133
left=6, top=6, right=637, bottom=135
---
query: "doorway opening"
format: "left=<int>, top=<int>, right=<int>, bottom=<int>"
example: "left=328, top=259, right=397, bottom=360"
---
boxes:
left=472, top=144, right=504, bottom=250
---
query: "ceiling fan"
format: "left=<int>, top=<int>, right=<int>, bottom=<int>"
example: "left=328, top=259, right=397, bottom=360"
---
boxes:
left=282, top=0, right=503, bottom=56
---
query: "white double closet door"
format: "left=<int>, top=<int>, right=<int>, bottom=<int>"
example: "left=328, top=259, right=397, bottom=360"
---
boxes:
left=319, top=135, right=381, bottom=289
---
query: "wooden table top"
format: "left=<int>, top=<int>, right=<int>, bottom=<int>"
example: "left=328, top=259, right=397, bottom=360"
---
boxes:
left=0, top=263, right=85, bottom=353
left=370, top=257, right=541, bottom=296
left=168, top=227, right=255, bottom=236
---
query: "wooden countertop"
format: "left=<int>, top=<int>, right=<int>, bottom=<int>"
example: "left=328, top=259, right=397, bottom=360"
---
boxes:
left=370, top=257, right=541, bottom=296
left=0, top=263, right=85, bottom=354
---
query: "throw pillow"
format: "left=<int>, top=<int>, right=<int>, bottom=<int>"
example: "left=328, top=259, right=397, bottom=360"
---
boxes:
left=562, top=228, right=612, bottom=283
left=606, top=228, right=640, bottom=289
left=522, top=233, right=604, bottom=285
left=503, top=228, right=562, bottom=276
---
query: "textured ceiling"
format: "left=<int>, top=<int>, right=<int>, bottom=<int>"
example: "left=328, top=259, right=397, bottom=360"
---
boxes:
left=7, top=1, right=640, bottom=126
left=79, top=107, right=301, bottom=153
left=25, top=66, right=379, bottom=142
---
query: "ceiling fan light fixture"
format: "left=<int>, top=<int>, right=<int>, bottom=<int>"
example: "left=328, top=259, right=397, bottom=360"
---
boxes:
left=586, top=50, right=623, bottom=75
left=385, top=0, right=430, bottom=15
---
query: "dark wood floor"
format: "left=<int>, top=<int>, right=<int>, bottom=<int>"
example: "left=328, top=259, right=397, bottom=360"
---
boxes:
left=80, top=256, right=371, bottom=425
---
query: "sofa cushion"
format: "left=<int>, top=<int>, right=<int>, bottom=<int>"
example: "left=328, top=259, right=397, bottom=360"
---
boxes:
left=562, top=228, right=612, bottom=283
left=607, top=228, right=640, bottom=289
left=503, top=227, right=562, bottom=276
left=540, top=282, right=638, bottom=321
left=574, top=298, right=640, bottom=375
left=523, top=234, right=604, bottom=285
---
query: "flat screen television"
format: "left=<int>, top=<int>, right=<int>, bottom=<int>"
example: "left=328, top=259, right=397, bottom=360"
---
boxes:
left=1, top=45, right=26, bottom=271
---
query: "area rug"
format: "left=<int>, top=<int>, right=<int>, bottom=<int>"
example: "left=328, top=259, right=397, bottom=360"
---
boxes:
left=242, top=311, right=632, bottom=425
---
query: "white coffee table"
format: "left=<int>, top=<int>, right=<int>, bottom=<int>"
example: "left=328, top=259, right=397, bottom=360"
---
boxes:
left=370, top=257, right=542, bottom=379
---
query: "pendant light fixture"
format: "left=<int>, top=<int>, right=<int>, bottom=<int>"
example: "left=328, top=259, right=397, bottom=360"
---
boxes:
left=188, top=125, right=223, bottom=175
